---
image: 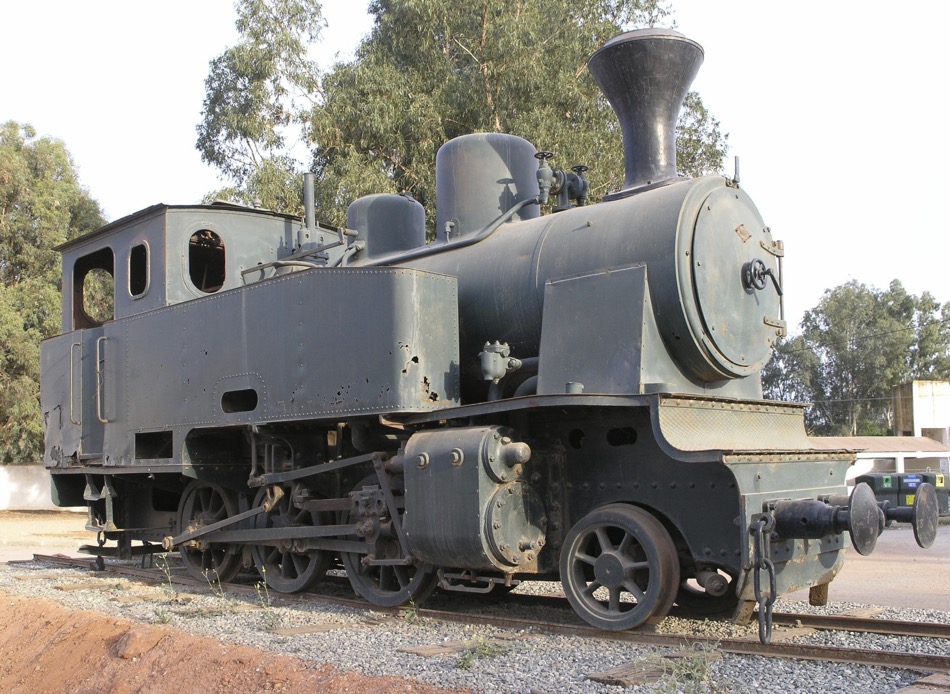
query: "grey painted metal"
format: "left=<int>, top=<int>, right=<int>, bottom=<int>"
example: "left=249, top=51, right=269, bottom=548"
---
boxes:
left=388, top=174, right=783, bottom=398
left=404, top=425, right=545, bottom=572
left=303, top=172, right=316, bottom=244
left=435, top=133, right=540, bottom=241
left=41, top=328, right=107, bottom=461
left=43, top=263, right=460, bottom=468
left=536, top=263, right=699, bottom=397
left=587, top=29, right=704, bottom=194
left=53, top=204, right=355, bottom=333
left=652, top=394, right=816, bottom=453
left=347, top=194, right=425, bottom=259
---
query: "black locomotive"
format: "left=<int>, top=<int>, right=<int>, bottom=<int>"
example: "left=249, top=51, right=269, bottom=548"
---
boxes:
left=41, top=28, right=937, bottom=642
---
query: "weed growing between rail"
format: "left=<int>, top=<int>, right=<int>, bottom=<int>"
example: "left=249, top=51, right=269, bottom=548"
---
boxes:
left=255, top=566, right=272, bottom=608
left=456, top=638, right=511, bottom=670
left=156, top=554, right=177, bottom=600
left=400, top=598, right=420, bottom=624
left=204, top=568, right=227, bottom=600
left=650, top=642, right=744, bottom=694
left=255, top=566, right=282, bottom=631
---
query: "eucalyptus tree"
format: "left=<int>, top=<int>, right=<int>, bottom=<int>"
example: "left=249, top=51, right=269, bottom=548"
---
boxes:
left=765, top=280, right=950, bottom=436
left=0, top=122, right=105, bottom=463
left=197, top=0, right=728, bottom=228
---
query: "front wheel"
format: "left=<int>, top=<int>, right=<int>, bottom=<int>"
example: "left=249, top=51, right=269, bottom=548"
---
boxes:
left=560, top=503, right=679, bottom=630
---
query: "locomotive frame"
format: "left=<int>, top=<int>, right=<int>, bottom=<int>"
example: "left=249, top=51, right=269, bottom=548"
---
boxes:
left=41, top=28, right=937, bottom=643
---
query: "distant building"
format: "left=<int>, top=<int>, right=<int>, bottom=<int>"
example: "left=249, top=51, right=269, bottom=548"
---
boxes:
left=892, top=380, right=950, bottom=440
left=810, top=435, right=950, bottom=479
left=810, top=381, right=950, bottom=480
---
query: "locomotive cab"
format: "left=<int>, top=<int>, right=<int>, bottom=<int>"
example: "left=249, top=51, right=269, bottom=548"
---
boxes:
left=44, top=203, right=306, bottom=465
left=56, top=202, right=319, bottom=330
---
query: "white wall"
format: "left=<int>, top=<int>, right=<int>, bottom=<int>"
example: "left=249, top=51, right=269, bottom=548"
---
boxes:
left=914, top=382, right=950, bottom=433
left=0, top=466, right=65, bottom=511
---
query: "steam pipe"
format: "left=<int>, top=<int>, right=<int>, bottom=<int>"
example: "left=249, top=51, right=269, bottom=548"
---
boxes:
left=362, top=196, right=540, bottom=266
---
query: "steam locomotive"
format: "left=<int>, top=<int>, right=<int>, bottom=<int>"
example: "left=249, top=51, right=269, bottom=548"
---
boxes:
left=41, top=28, right=937, bottom=642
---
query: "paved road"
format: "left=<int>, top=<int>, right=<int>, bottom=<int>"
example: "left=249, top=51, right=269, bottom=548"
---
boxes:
left=784, top=521, right=950, bottom=610
left=1, top=511, right=946, bottom=611
left=0, top=510, right=88, bottom=563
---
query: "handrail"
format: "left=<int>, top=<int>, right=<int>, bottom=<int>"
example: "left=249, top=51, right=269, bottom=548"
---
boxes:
left=69, top=342, right=82, bottom=425
left=95, top=337, right=109, bottom=423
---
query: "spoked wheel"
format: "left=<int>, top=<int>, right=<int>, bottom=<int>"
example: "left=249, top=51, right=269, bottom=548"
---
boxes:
left=340, top=476, right=438, bottom=607
left=250, top=485, right=332, bottom=593
left=675, top=570, right=739, bottom=617
left=561, top=503, right=679, bottom=630
left=177, top=480, right=243, bottom=583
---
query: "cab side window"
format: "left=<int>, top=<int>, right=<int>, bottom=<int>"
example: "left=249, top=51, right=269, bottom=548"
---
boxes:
left=189, top=230, right=225, bottom=293
left=129, top=243, right=149, bottom=297
left=73, top=247, right=115, bottom=328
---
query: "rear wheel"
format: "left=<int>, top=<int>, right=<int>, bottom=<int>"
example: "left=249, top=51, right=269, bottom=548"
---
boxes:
left=561, top=503, right=679, bottom=630
left=177, top=480, right=243, bottom=583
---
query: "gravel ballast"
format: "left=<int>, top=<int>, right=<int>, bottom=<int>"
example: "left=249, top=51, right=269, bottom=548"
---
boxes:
left=0, top=559, right=945, bottom=693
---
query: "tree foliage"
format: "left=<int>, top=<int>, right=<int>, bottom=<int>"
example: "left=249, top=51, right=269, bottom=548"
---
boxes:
left=763, top=280, right=950, bottom=436
left=0, top=122, right=105, bottom=463
left=196, top=0, right=325, bottom=192
left=197, top=0, right=729, bottom=229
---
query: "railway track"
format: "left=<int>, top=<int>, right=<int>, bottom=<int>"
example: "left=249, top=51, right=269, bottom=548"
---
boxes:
left=23, top=553, right=950, bottom=676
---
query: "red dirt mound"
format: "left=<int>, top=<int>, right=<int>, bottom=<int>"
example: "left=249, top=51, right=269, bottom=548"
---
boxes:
left=0, top=589, right=460, bottom=693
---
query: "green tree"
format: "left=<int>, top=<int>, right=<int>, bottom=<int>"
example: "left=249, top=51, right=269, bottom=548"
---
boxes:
left=764, top=280, right=950, bottom=436
left=0, top=122, right=105, bottom=463
left=197, top=0, right=728, bottom=228
left=761, top=335, right=816, bottom=404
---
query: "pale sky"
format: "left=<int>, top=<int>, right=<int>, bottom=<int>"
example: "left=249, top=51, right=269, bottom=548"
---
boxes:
left=3, top=0, right=948, bottom=331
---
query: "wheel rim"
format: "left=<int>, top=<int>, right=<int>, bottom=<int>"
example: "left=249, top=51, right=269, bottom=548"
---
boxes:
left=177, top=480, right=243, bottom=583
left=250, top=485, right=331, bottom=593
left=561, top=503, right=679, bottom=630
left=340, top=476, right=437, bottom=608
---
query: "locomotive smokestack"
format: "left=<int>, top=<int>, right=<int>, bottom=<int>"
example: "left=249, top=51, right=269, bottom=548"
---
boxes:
left=587, top=28, right=703, bottom=195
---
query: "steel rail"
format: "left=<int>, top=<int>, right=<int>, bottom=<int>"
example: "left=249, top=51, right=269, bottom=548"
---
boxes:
left=20, top=554, right=950, bottom=675
left=771, top=612, right=950, bottom=640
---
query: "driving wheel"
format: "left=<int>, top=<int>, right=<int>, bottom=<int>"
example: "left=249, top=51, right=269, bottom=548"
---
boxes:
left=339, top=476, right=437, bottom=607
left=250, top=484, right=332, bottom=593
left=177, top=480, right=243, bottom=583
